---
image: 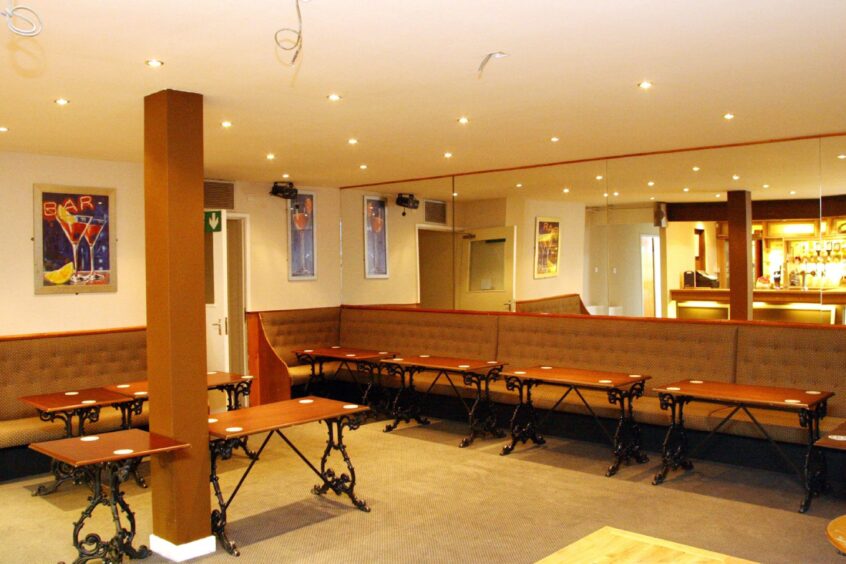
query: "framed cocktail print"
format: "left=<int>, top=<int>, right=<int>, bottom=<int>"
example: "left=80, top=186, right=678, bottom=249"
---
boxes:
left=364, top=195, right=388, bottom=278
left=534, top=216, right=560, bottom=279
left=287, top=191, right=317, bottom=280
left=33, top=184, right=117, bottom=294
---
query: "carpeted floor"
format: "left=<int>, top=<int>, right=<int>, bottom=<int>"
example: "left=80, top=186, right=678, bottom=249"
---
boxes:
left=4, top=418, right=844, bottom=563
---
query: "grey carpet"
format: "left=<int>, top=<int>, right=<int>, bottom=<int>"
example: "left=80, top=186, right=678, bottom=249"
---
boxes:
left=3, top=418, right=844, bottom=563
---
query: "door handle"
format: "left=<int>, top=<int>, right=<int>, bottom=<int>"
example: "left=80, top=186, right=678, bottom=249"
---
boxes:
left=224, top=317, right=229, bottom=336
left=211, top=319, right=222, bottom=335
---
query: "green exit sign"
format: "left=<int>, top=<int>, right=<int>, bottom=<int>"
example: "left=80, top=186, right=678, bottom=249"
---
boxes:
left=204, top=211, right=222, bottom=232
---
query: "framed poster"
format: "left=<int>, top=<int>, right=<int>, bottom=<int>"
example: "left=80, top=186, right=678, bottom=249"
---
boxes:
left=287, top=191, right=316, bottom=280
left=33, top=184, right=117, bottom=294
left=534, top=216, right=560, bottom=279
left=364, top=196, right=388, bottom=278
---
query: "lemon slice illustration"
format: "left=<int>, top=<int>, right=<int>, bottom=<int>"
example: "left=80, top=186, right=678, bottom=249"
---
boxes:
left=57, top=204, right=75, bottom=225
left=44, top=262, right=74, bottom=285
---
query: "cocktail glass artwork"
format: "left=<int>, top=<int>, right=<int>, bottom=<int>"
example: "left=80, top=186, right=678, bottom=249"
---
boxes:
left=83, top=217, right=106, bottom=281
left=56, top=205, right=92, bottom=283
left=292, top=209, right=310, bottom=275
left=368, top=205, right=384, bottom=273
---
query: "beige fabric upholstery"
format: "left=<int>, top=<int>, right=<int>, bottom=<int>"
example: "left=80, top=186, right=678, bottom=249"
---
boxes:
left=497, top=315, right=738, bottom=389
left=340, top=308, right=499, bottom=360
left=735, top=325, right=846, bottom=417
left=287, top=362, right=341, bottom=386
left=260, top=307, right=341, bottom=365
left=0, top=330, right=147, bottom=421
left=516, top=295, right=585, bottom=315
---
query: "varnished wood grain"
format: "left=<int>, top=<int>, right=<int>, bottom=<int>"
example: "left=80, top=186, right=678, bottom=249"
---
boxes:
left=103, top=373, right=254, bottom=399
left=293, top=346, right=395, bottom=361
left=20, top=387, right=132, bottom=412
left=503, top=366, right=649, bottom=389
left=654, top=379, right=832, bottom=410
left=382, top=355, right=502, bottom=372
left=30, top=429, right=189, bottom=467
left=815, top=421, right=846, bottom=450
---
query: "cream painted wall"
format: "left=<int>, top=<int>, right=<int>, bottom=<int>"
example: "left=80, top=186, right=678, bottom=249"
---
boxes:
left=454, top=198, right=507, bottom=229
left=0, top=152, right=146, bottom=335
left=340, top=189, right=425, bottom=305
left=233, top=182, right=342, bottom=311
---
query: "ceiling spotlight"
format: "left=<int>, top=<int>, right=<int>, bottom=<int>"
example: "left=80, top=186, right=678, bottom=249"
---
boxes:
left=838, top=154, right=846, bottom=160
left=266, top=153, right=276, bottom=160
left=649, top=196, right=655, bottom=201
left=603, top=193, right=609, bottom=198
left=647, top=180, right=655, bottom=187
left=359, top=164, right=368, bottom=170
left=444, top=152, right=453, bottom=159
left=692, top=166, right=700, bottom=172
left=348, top=138, right=358, bottom=145
left=452, top=192, right=459, bottom=197
left=715, top=194, right=721, bottom=198
left=327, top=93, right=342, bottom=102
left=723, top=113, right=735, bottom=120
left=613, top=191, right=620, bottom=197
left=457, top=116, right=469, bottom=125
left=595, top=175, right=604, bottom=181
left=562, top=188, right=570, bottom=193
left=637, top=80, right=653, bottom=90
left=54, top=98, right=70, bottom=106
left=282, top=173, right=290, bottom=179
left=789, top=190, right=797, bottom=195
left=515, top=183, right=523, bottom=188
left=550, top=136, right=560, bottom=143
left=0, top=127, right=7, bottom=133
left=762, top=184, right=770, bottom=189
left=221, top=120, right=232, bottom=128
left=145, top=59, right=164, bottom=68
left=732, top=174, right=740, bottom=180
left=683, top=187, right=690, bottom=192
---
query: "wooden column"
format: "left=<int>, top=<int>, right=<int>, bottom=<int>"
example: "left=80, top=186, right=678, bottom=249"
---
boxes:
left=727, top=190, right=753, bottom=321
left=144, top=90, right=211, bottom=545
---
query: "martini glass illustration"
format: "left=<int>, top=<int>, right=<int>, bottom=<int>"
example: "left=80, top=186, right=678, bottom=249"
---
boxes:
left=368, top=204, right=384, bottom=274
left=56, top=206, right=91, bottom=283
left=83, top=217, right=106, bottom=281
left=292, top=208, right=310, bottom=275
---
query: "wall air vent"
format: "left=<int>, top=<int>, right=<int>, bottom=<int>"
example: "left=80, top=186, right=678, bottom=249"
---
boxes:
left=204, top=181, right=235, bottom=210
left=424, top=200, right=447, bottom=224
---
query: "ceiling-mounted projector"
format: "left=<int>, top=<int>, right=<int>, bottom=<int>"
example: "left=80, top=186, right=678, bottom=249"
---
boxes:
left=270, top=181, right=297, bottom=200
left=395, top=193, right=419, bottom=210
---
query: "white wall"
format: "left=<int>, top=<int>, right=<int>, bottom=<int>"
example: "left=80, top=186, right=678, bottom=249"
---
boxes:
left=0, top=152, right=146, bottom=334
left=234, top=182, right=341, bottom=311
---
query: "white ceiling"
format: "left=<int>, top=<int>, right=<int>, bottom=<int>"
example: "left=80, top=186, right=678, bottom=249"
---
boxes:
left=2, top=0, right=846, bottom=201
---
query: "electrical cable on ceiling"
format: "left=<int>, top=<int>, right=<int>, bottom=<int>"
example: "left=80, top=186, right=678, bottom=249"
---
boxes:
left=274, top=0, right=304, bottom=65
left=1, top=0, right=42, bottom=37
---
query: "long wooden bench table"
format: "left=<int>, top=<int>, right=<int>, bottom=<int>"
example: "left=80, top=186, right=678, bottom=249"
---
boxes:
left=293, top=346, right=394, bottom=406
left=651, top=379, right=832, bottom=513
left=500, top=366, right=650, bottom=476
left=207, top=396, right=371, bottom=556
left=30, top=429, right=188, bottom=563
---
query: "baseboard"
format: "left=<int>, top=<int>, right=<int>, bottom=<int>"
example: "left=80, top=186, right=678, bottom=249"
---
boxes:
left=150, top=534, right=216, bottom=562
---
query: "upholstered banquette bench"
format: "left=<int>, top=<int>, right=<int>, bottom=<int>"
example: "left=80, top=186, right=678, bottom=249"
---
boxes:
left=257, top=305, right=846, bottom=446
left=0, top=328, right=149, bottom=478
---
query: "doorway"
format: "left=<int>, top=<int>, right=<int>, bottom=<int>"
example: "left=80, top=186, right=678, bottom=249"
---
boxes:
left=456, top=226, right=516, bottom=312
left=640, top=235, right=662, bottom=317
left=417, top=227, right=454, bottom=309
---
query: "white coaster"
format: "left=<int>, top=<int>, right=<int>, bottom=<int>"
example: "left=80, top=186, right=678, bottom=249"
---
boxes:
left=80, top=436, right=99, bottom=442
left=241, top=375, right=254, bottom=380
left=628, top=374, right=641, bottom=378
left=419, top=354, right=431, bottom=358
left=81, top=399, right=96, bottom=404
left=134, top=391, right=147, bottom=396
left=208, top=418, right=218, bottom=424
left=225, top=427, right=243, bottom=433
left=598, top=379, right=612, bottom=384
left=690, top=380, right=704, bottom=384
left=784, top=399, right=800, bottom=404
left=116, top=384, right=130, bottom=389
left=666, top=387, right=681, bottom=391
left=331, top=346, right=341, bottom=349
left=540, top=366, right=552, bottom=370
left=343, top=404, right=359, bottom=409
left=514, top=371, right=527, bottom=375
left=828, top=435, right=846, bottom=441
left=113, top=449, right=134, bottom=455
left=805, top=390, right=821, bottom=395
left=458, top=364, right=470, bottom=369
left=304, top=349, right=313, bottom=353
left=64, top=391, right=79, bottom=396
left=346, top=353, right=356, bottom=357
left=298, top=399, right=314, bottom=404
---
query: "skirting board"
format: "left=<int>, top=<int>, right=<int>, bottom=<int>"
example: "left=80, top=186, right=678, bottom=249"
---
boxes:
left=150, top=534, right=216, bottom=562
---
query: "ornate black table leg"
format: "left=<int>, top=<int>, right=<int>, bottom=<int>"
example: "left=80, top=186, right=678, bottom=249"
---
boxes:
left=34, top=408, right=100, bottom=496
left=652, top=393, right=692, bottom=485
left=209, top=438, right=244, bottom=556
left=501, top=377, right=545, bottom=455
left=460, top=367, right=504, bottom=448
left=312, top=415, right=370, bottom=512
left=361, top=362, right=392, bottom=418
left=384, top=365, right=429, bottom=432
left=606, top=381, right=649, bottom=477
left=799, top=401, right=827, bottom=513
left=71, top=461, right=150, bottom=564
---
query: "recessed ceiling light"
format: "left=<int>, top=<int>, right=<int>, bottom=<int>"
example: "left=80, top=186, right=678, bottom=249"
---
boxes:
left=54, top=98, right=70, bottom=106
left=266, top=153, right=275, bottom=160
left=732, top=174, right=740, bottom=180
left=603, top=193, right=609, bottom=198
left=515, top=183, right=523, bottom=188
left=613, top=191, right=620, bottom=197
left=789, top=190, right=797, bottom=195
left=359, top=164, right=368, bottom=170
left=457, top=116, right=469, bottom=125
left=637, top=80, right=653, bottom=90
left=723, top=113, right=735, bottom=120
left=550, top=136, right=560, bottom=143
left=647, top=180, right=655, bottom=187
left=596, top=175, right=604, bottom=181
left=145, top=59, right=164, bottom=68
left=762, top=184, right=770, bottom=189
left=327, top=93, right=342, bottom=102
left=683, top=187, right=690, bottom=192
left=838, top=154, right=846, bottom=160
left=715, top=194, right=721, bottom=198
left=649, top=196, right=655, bottom=201
left=348, top=138, right=358, bottom=145
left=0, top=127, right=7, bottom=133
left=282, top=173, right=290, bottom=179
left=444, top=152, right=453, bottom=159
left=452, top=192, right=458, bottom=197
left=221, top=120, right=232, bottom=128
left=692, top=166, right=700, bottom=172
left=562, top=188, right=570, bottom=193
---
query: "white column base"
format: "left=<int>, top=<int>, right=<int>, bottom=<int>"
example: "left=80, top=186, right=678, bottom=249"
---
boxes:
left=150, top=534, right=216, bottom=562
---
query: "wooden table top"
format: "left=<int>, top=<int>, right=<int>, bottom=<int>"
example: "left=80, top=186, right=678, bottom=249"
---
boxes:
left=815, top=421, right=846, bottom=450
left=207, top=396, right=370, bottom=440
left=502, top=366, right=650, bottom=389
left=654, top=379, right=833, bottom=410
left=20, top=387, right=133, bottom=412
left=103, top=372, right=255, bottom=399
left=381, top=355, right=503, bottom=372
left=293, top=346, right=395, bottom=361
left=29, top=429, right=189, bottom=467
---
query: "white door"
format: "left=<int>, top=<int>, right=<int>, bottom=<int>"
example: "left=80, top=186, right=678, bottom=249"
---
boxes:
left=205, top=209, right=230, bottom=373
left=456, top=226, right=516, bottom=311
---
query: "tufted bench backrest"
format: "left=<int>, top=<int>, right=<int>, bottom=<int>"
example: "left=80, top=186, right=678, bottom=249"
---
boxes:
left=497, top=314, right=739, bottom=389
left=736, top=324, right=846, bottom=417
left=340, top=308, right=499, bottom=360
left=0, top=329, right=147, bottom=421
left=516, top=294, right=586, bottom=315
left=260, top=307, right=341, bottom=365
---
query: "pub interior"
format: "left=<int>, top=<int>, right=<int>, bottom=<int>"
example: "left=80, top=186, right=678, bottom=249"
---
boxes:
left=2, top=2, right=846, bottom=563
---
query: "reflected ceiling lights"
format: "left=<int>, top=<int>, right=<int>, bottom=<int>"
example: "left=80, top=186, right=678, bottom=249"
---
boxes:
left=562, top=188, right=570, bottom=193
left=515, top=183, right=523, bottom=188
left=282, top=173, right=290, bottom=179
left=0, top=126, right=7, bottom=133
left=327, top=93, right=342, bottom=102
left=683, top=187, right=690, bottom=192
left=637, top=80, right=653, bottom=90
left=452, top=192, right=458, bottom=197
left=54, top=98, right=70, bottom=106
left=348, top=138, right=358, bottom=145
left=444, top=152, right=453, bottom=159
left=647, top=180, right=655, bottom=187
left=838, top=154, right=846, bottom=160
left=603, top=192, right=609, bottom=197
left=595, top=175, right=604, bottom=180
left=613, top=191, right=620, bottom=197
left=359, top=164, right=368, bottom=170
left=715, top=194, right=721, bottom=198
left=723, top=113, right=735, bottom=120
left=266, top=153, right=276, bottom=160
left=649, top=196, right=655, bottom=201
left=762, top=184, right=770, bottom=188
left=692, top=166, right=700, bottom=172
left=550, top=136, right=560, bottom=143
left=457, top=116, right=469, bottom=125
left=145, top=59, right=164, bottom=68
left=732, top=174, right=740, bottom=180
left=790, top=190, right=797, bottom=195
left=221, top=121, right=232, bottom=128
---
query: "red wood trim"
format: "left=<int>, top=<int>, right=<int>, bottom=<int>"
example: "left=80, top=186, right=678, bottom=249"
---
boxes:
left=245, top=312, right=292, bottom=405
left=0, top=326, right=146, bottom=342
left=338, top=131, right=846, bottom=190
